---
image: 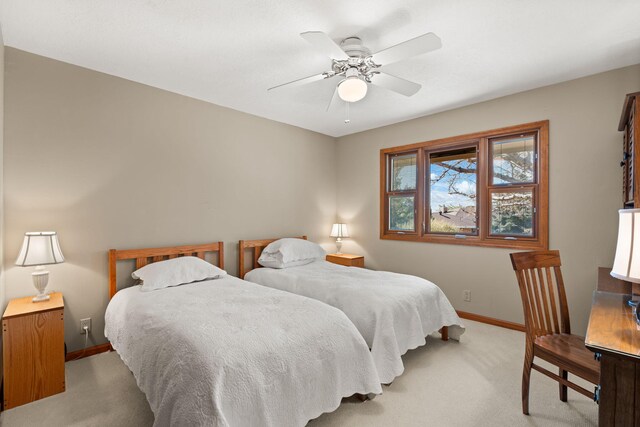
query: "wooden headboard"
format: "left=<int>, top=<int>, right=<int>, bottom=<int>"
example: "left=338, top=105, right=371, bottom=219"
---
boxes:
left=238, top=236, right=306, bottom=279
left=108, top=242, right=224, bottom=299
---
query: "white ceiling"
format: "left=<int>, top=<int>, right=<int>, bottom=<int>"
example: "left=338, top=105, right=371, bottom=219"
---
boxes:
left=2, top=1, right=640, bottom=137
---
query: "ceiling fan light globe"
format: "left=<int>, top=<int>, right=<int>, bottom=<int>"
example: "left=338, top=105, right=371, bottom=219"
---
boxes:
left=338, top=77, right=367, bottom=103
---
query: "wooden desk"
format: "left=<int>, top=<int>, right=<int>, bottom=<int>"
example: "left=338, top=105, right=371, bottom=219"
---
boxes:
left=585, top=291, right=640, bottom=426
left=597, top=267, right=632, bottom=294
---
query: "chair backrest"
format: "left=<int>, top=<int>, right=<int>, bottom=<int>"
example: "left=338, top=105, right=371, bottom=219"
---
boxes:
left=510, top=250, right=571, bottom=338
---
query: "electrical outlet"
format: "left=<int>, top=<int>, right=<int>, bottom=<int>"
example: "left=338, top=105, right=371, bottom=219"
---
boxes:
left=80, top=318, right=91, bottom=334
left=463, top=290, right=471, bottom=302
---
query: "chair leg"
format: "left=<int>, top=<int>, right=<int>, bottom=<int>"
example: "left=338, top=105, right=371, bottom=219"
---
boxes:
left=559, top=369, right=568, bottom=402
left=522, top=348, right=534, bottom=415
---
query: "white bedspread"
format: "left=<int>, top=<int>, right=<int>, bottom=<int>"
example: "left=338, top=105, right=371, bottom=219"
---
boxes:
left=245, top=261, right=465, bottom=384
left=105, top=275, right=381, bottom=427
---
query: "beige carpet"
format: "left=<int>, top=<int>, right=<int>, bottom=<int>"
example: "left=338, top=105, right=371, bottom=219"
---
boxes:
left=1, top=320, right=598, bottom=426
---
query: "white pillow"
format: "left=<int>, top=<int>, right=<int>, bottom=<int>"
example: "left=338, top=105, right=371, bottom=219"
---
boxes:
left=133, top=256, right=227, bottom=292
left=258, top=238, right=325, bottom=269
left=257, top=256, right=315, bottom=269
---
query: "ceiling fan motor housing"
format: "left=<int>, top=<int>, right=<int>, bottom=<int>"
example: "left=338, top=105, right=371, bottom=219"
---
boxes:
left=331, top=36, right=379, bottom=82
left=340, top=37, right=371, bottom=58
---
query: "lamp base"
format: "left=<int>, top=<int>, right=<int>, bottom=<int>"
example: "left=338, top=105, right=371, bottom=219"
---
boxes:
left=32, top=293, right=51, bottom=303
left=32, top=267, right=50, bottom=303
left=335, top=238, right=343, bottom=255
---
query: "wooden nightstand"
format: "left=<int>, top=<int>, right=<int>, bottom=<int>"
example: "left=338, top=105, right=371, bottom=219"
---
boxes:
left=326, top=253, right=364, bottom=268
left=2, top=292, right=65, bottom=409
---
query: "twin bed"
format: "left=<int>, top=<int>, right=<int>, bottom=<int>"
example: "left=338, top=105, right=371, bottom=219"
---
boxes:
left=239, top=237, right=464, bottom=384
left=104, top=238, right=463, bottom=426
left=105, top=243, right=381, bottom=427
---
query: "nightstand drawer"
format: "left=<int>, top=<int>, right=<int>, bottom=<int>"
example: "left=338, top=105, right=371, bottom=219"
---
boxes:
left=326, top=254, right=364, bottom=268
left=3, top=293, right=65, bottom=409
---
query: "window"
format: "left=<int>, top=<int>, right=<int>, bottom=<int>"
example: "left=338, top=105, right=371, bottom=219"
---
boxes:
left=428, top=145, right=478, bottom=235
left=380, top=121, right=548, bottom=249
left=386, top=152, right=417, bottom=232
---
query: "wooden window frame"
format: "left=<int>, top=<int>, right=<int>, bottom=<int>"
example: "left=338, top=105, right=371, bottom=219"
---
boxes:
left=385, top=151, right=419, bottom=235
left=380, top=120, right=549, bottom=250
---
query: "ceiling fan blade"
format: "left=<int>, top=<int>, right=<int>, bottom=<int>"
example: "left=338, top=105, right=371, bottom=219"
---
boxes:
left=326, top=86, right=339, bottom=112
left=372, top=72, right=421, bottom=97
left=300, top=31, right=349, bottom=60
left=268, top=73, right=328, bottom=91
left=371, top=33, right=441, bottom=66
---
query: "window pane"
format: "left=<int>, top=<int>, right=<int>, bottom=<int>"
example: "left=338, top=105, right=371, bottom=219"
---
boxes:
left=429, top=147, right=477, bottom=234
left=389, top=195, right=415, bottom=231
left=491, top=134, right=535, bottom=185
left=390, top=153, right=417, bottom=191
left=490, top=189, right=534, bottom=236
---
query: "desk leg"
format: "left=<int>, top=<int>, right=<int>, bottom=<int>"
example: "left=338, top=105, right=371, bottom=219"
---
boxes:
left=599, top=354, right=639, bottom=426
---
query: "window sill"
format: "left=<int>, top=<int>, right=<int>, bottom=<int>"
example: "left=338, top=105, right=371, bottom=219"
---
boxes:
left=380, top=232, right=548, bottom=250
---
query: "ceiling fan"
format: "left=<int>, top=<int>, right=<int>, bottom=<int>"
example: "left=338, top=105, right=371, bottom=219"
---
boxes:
left=268, top=31, right=442, bottom=110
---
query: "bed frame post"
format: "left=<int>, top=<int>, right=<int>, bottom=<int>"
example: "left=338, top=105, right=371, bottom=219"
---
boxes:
left=441, top=326, right=449, bottom=341
left=238, top=240, right=245, bottom=279
left=218, top=241, right=225, bottom=270
left=109, top=249, right=117, bottom=299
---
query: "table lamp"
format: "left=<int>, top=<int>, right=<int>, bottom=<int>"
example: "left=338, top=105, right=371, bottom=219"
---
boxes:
left=15, top=231, right=65, bottom=302
left=611, top=209, right=640, bottom=306
left=330, top=223, right=349, bottom=254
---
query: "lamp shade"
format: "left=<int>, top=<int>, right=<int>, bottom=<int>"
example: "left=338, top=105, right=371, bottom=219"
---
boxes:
left=611, top=209, right=640, bottom=283
left=330, top=223, right=350, bottom=238
left=15, top=232, right=65, bottom=267
left=337, top=77, right=367, bottom=103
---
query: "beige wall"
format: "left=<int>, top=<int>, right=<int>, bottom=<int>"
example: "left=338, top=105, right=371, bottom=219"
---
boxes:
left=3, top=48, right=337, bottom=350
left=336, top=64, right=640, bottom=336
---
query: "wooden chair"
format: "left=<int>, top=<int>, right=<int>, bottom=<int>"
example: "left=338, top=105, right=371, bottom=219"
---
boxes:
left=510, top=250, right=600, bottom=415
